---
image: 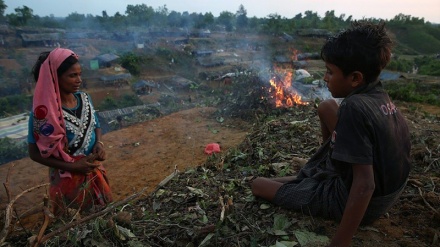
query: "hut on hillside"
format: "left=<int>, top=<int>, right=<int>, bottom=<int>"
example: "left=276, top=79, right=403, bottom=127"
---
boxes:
left=20, top=33, right=62, bottom=47
left=99, top=73, right=131, bottom=87
left=274, top=55, right=291, bottom=64
left=95, top=54, right=120, bottom=68
left=163, top=76, right=194, bottom=90
left=133, top=80, right=158, bottom=94
left=192, top=50, right=214, bottom=57
left=379, top=71, right=406, bottom=81
left=292, top=60, right=308, bottom=69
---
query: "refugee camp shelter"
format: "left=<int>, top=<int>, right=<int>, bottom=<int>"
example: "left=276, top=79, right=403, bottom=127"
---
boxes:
left=274, top=55, right=291, bottom=64
left=164, top=76, right=195, bottom=89
left=95, top=53, right=120, bottom=68
left=292, top=60, right=308, bottom=69
left=0, top=113, right=29, bottom=139
left=20, top=33, right=62, bottom=47
left=192, top=50, right=214, bottom=57
left=99, top=73, right=131, bottom=87
left=281, top=32, right=294, bottom=42
left=133, top=80, right=157, bottom=94
left=379, top=70, right=406, bottom=81
left=297, top=52, right=320, bottom=61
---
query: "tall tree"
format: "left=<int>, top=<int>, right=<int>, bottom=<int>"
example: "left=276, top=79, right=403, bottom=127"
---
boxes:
left=153, top=4, right=169, bottom=27
left=217, top=11, right=234, bottom=31
left=167, top=10, right=181, bottom=27
left=303, top=10, right=320, bottom=28
left=236, top=4, right=248, bottom=30
left=322, top=10, right=337, bottom=30
left=7, top=5, right=33, bottom=26
left=0, top=0, right=7, bottom=19
left=203, top=12, right=214, bottom=28
left=264, top=13, right=283, bottom=34
left=125, top=4, right=154, bottom=26
left=65, top=12, right=86, bottom=28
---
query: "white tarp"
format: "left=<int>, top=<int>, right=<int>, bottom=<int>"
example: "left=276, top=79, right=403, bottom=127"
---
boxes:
left=294, top=69, right=311, bottom=81
left=0, top=113, right=29, bottom=139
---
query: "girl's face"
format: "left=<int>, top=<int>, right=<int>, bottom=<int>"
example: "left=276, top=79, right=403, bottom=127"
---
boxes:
left=58, top=62, right=82, bottom=94
left=323, top=62, right=356, bottom=98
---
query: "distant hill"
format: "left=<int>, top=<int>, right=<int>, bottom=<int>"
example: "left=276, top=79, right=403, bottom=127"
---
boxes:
left=388, top=24, right=440, bottom=55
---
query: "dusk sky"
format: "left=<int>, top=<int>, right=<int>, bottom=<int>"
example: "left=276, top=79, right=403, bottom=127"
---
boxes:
left=4, top=0, right=440, bottom=23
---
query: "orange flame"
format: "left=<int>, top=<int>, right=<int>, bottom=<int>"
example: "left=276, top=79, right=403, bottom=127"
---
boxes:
left=268, top=67, right=308, bottom=107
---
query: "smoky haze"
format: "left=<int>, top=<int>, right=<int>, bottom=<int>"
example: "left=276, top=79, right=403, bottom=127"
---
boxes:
left=0, top=2, right=436, bottom=163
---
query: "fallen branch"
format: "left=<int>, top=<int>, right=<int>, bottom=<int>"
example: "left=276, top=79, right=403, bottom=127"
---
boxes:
left=418, top=187, right=440, bottom=218
left=0, top=183, right=50, bottom=246
left=152, top=165, right=179, bottom=194
left=36, top=186, right=149, bottom=245
left=3, top=164, right=14, bottom=201
left=33, top=196, right=53, bottom=247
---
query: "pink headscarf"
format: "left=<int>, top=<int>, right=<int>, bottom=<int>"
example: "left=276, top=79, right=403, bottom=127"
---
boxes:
left=32, top=48, right=79, bottom=163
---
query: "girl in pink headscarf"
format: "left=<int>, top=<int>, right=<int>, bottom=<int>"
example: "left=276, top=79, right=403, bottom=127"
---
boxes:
left=28, top=48, right=113, bottom=216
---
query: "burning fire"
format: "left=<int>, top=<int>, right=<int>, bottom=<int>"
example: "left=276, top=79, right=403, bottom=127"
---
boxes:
left=268, top=68, right=308, bottom=107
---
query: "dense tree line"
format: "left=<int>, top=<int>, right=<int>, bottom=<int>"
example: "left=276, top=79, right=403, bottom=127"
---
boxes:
left=0, top=1, right=437, bottom=35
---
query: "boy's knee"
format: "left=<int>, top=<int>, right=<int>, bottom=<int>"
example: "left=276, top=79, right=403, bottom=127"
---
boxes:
left=317, top=99, right=339, bottom=121
left=318, top=99, right=338, bottom=115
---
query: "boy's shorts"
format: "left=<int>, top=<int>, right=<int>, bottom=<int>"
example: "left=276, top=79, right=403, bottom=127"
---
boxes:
left=273, top=168, right=348, bottom=221
left=273, top=140, right=406, bottom=224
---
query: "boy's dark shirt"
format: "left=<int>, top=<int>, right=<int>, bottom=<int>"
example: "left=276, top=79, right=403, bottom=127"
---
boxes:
left=330, top=82, right=411, bottom=197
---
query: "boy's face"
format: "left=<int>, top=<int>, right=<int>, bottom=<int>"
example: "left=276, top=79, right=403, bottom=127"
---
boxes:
left=323, top=62, right=359, bottom=98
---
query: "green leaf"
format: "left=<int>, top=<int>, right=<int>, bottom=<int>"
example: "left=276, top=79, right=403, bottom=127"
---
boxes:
left=116, top=225, right=136, bottom=240
left=269, top=240, right=298, bottom=247
left=199, top=233, right=214, bottom=247
left=273, top=214, right=292, bottom=231
left=187, top=186, right=207, bottom=197
left=294, top=230, right=329, bottom=246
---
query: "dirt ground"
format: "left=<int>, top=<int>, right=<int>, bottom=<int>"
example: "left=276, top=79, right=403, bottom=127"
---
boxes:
left=1, top=35, right=439, bottom=246
left=1, top=102, right=440, bottom=246
left=0, top=107, right=251, bottom=224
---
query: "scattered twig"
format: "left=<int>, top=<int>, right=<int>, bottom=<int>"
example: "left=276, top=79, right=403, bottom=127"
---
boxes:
left=424, top=158, right=440, bottom=172
left=1, top=164, right=30, bottom=235
left=33, top=196, right=53, bottom=247
left=3, top=164, right=14, bottom=201
left=37, top=186, right=149, bottom=245
left=418, top=187, right=440, bottom=218
left=153, top=165, right=179, bottom=194
left=0, top=183, right=50, bottom=246
left=219, top=195, right=225, bottom=222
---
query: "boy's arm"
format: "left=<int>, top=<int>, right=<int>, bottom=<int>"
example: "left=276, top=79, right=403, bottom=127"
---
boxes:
left=329, top=164, right=375, bottom=247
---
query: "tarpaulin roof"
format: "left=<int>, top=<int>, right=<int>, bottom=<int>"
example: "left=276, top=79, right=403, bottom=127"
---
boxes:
left=0, top=113, right=29, bottom=139
left=95, top=53, right=120, bottom=63
left=379, top=71, right=405, bottom=81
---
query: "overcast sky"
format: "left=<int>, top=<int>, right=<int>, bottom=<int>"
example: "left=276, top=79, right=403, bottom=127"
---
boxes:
left=4, top=0, right=440, bottom=23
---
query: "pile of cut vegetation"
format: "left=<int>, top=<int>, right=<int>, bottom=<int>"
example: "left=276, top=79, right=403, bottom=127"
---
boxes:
left=4, top=76, right=440, bottom=247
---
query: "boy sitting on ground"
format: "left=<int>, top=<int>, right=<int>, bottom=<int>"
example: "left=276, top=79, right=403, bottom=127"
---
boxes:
left=250, top=21, right=411, bottom=247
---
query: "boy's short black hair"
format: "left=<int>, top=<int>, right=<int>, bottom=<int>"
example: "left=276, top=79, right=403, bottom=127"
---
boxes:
left=321, top=21, right=393, bottom=84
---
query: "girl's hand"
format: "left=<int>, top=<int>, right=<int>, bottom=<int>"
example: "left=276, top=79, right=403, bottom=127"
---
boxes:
left=93, top=142, right=106, bottom=161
